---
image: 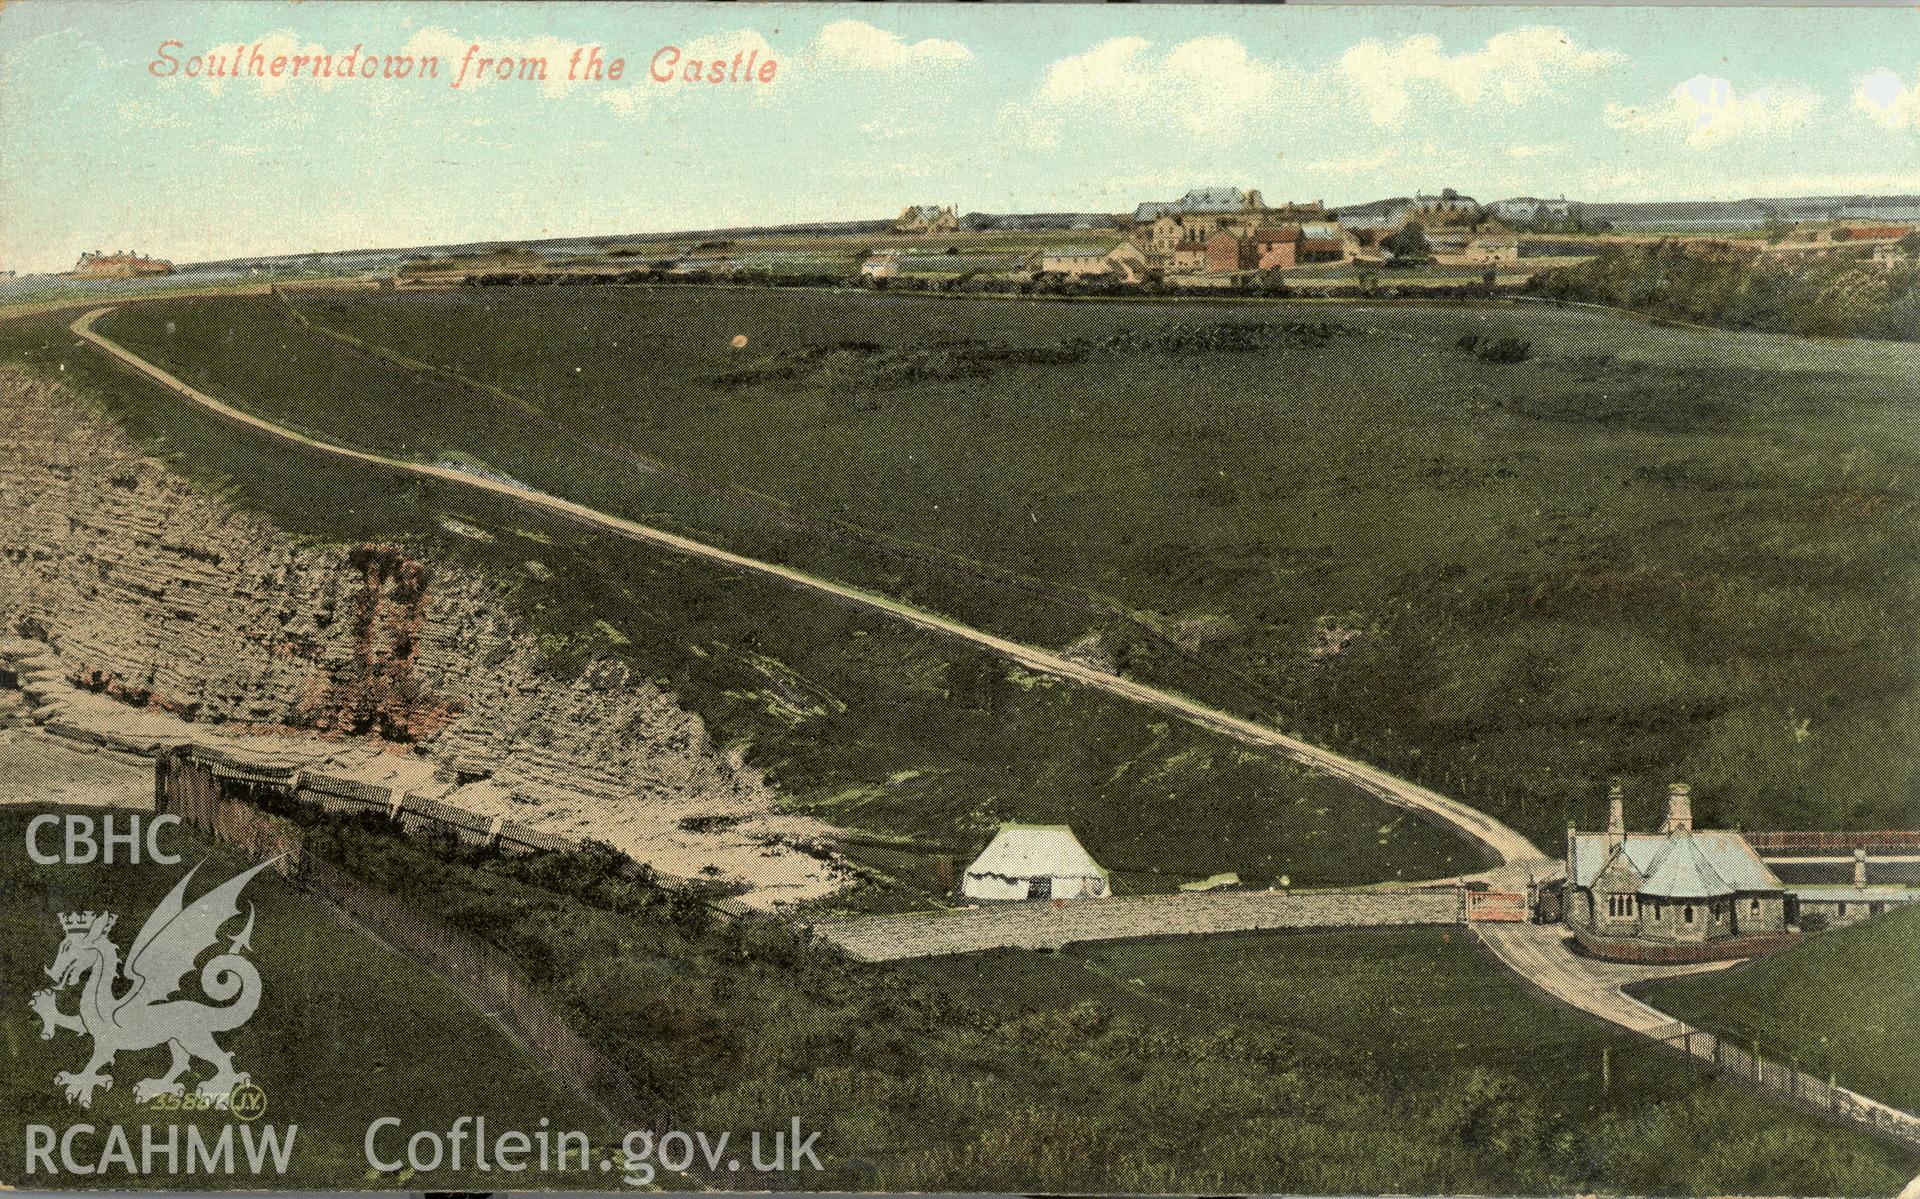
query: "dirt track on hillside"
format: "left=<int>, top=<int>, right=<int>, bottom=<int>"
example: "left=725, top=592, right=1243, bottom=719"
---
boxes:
left=73, top=304, right=1546, bottom=870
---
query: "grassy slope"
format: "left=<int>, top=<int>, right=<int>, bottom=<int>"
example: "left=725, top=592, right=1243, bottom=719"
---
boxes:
left=897, top=929, right=1919, bottom=1194
left=1635, top=905, right=1920, bottom=1113
left=99, top=289, right=1920, bottom=855
left=0, top=808, right=608, bottom=1188
left=187, top=808, right=1920, bottom=1195
left=0, top=310, right=1489, bottom=912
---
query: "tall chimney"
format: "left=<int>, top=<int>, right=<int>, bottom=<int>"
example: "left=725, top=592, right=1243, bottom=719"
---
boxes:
left=1660, top=782, right=1693, bottom=833
left=1854, top=848, right=1868, bottom=889
left=1605, top=784, right=1626, bottom=853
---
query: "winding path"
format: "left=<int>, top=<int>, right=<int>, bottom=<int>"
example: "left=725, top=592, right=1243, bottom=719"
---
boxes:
left=72, top=305, right=1543, bottom=871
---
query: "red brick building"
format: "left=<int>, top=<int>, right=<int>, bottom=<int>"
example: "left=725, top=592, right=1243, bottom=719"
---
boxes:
left=1205, top=230, right=1257, bottom=273
left=1251, top=226, right=1300, bottom=270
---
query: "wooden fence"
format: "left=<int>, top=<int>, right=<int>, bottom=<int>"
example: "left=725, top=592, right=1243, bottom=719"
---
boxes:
left=1642, top=1020, right=1920, bottom=1151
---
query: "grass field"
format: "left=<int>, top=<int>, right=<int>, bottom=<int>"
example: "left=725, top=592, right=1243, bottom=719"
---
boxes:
left=200, top=804, right=1919, bottom=1195
left=0, top=306, right=1492, bottom=912
left=0, top=807, right=610, bottom=1188
left=1634, top=905, right=1920, bottom=1113
left=892, top=930, right=1920, bottom=1194
left=84, top=286, right=1920, bottom=860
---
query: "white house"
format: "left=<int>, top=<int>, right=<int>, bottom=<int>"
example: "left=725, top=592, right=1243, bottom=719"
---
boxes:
left=961, top=823, right=1111, bottom=902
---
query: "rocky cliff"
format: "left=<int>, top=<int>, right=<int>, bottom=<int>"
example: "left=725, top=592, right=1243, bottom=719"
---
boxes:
left=0, top=365, right=843, bottom=907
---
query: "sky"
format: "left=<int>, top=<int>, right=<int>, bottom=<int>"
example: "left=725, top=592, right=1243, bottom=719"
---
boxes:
left=1, top=1, right=1916, bottom=273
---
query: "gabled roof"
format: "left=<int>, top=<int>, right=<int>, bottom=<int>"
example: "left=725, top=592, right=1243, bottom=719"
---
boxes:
left=1301, top=222, right=1342, bottom=240
left=1252, top=226, right=1301, bottom=243
left=965, top=824, right=1108, bottom=882
left=1571, top=833, right=1661, bottom=888
left=1639, top=831, right=1733, bottom=898
left=1572, top=830, right=1781, bottom=895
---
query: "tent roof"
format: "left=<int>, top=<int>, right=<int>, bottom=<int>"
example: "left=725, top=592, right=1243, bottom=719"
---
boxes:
left=965, top=824, right=1109, bottom=881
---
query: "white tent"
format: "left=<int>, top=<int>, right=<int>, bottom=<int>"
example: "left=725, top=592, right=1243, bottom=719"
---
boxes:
left=961, top=823, right=1111, bottom=902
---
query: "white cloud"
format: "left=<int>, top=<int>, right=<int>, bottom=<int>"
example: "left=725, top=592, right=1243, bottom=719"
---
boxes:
left=812, top=21, right=971, bottom=72
left=1505, top=142, right=1566, bottom=159
left=1854, top=67, right=1918, bottom=130
left=1336, top=27, right=1624, bottom=126
left=1004, top=34, right=1307, bottom=148
left=1606, top=75, right=1819, bottom=146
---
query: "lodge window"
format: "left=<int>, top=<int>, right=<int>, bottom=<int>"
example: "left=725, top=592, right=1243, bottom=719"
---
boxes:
left=1749, top=897, right=1761, bottom=914
left=1607, top=895, right=1636, bottom=918
left=1683, top=905, right=1695, bottom=924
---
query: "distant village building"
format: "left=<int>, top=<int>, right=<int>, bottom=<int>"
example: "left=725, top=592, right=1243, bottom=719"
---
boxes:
left=1037, top=241, right=1150, bottom=282
left=961, top=823, right=1111, bottom=902
left=1252, top=226, right=1300, bottom=270
left=1103, top=241, right=1150, bottom=281
left=1431, top=231, right=1519, bottom=265
left=1204, top=229, right=1259, bottom=274
left=1171, top=238, right=1211, bottom=273
left=69, top=250, right=173, bottom=279
left=1297, top=222, right=1351, bottom=264
left=894, top=205, right=960, bottom=234
left=1133, top=186, right=1271, bottom=226
left=1410, top=190, right=1482, bottom=224
left=1133, top=188, right=1330, bottom=267
left=1489, top=196, right=1575, bottom=224
left=1564, top=784, right=1794, bottom=962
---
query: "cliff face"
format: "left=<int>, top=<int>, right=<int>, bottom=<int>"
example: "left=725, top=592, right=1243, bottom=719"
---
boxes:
left=0, top=366, right=843, bottom=906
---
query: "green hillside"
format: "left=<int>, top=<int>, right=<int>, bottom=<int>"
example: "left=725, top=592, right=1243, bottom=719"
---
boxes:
left=1636, top=905, right=1920, bottom=1113
left=89, top=287, right=1920, bottom=855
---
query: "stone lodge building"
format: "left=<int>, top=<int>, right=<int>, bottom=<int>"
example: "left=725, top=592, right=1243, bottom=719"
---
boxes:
left=1564, top=783, right=1794, bottom=962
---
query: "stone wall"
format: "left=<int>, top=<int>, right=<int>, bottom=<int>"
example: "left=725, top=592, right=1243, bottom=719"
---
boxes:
left=0, top=366, right=843, bottom=907
left=815, top=886, right=1463, bottom=961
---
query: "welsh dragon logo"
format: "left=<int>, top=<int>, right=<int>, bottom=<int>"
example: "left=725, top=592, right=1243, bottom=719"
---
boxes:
left=30, top=858, right=276, bottom=1108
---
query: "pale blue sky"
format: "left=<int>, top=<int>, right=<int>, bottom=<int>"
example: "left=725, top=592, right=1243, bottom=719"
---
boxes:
left=1, top=2, right=1916, bottom=272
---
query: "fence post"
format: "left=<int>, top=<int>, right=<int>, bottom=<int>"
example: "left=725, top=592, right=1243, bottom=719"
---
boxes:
left=1601, top=1046, right=1610, bottom=1093
left=1753, top=1040, right=1762, bottom=1084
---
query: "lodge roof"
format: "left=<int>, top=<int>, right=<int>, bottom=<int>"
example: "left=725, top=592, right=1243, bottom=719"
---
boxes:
left=1570, top=830, right=1783, bottom=897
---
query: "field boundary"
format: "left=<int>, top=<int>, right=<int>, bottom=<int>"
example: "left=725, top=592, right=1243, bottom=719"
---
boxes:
left=71, top=304, right=1545, bottom=871
left=813, top=885, right=1466, bottom=960
left=1640, top=1019, right=1920, bottom=1151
